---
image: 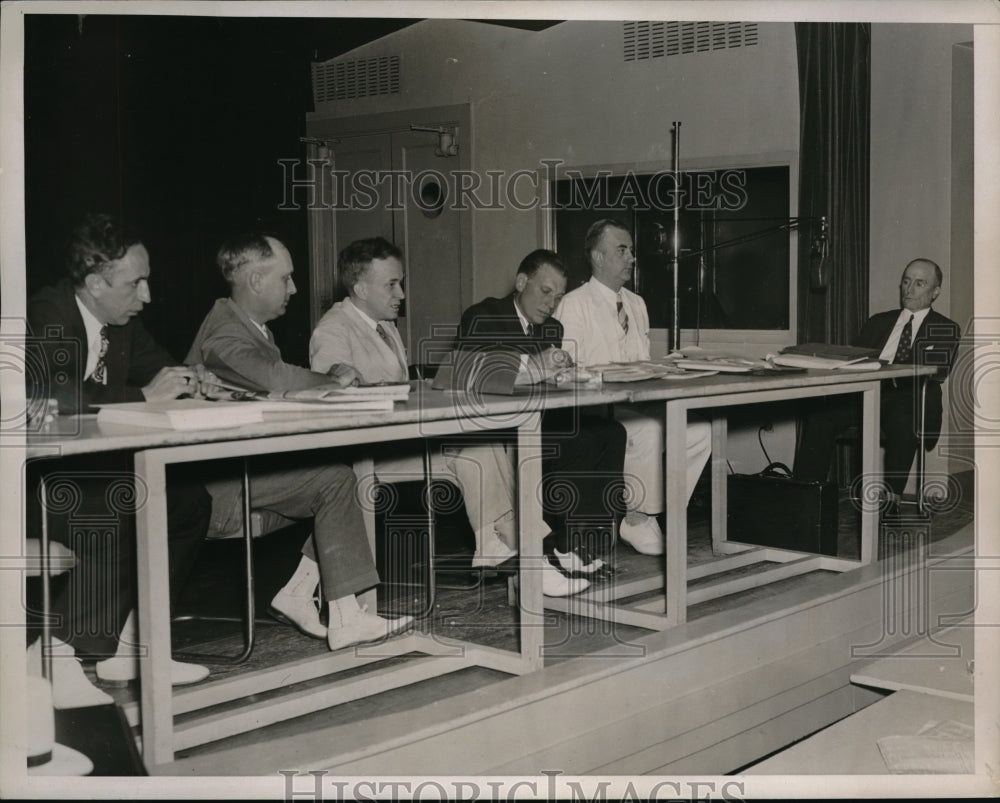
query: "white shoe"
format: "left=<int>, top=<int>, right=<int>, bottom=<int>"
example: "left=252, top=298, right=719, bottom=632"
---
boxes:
left=269, top=589, right=326, bottom=639
left=620, top=515, right=665, bottom=556
left=95, top=654, right=209, bottom=687
left=553, top=547, right=605, bottom=574
left=471, top=529, right=518, bottom=568
left=327, top=606, right=413, bottom=651
left=27, top=638, right=113, bottom=709
left=542, top=562, right=590, bottom=597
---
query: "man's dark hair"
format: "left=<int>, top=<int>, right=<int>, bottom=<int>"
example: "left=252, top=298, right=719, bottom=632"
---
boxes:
left=339, top=237, right=403, bottom=291
left=906, top=257, right=944, bottom=288
left=516, top=249, right=566, bottom=279
left=65, top=213, right=142, bottom=286
left=582, top=218, right=630, bottom=262
left=217, top=232, right=282, bottom=284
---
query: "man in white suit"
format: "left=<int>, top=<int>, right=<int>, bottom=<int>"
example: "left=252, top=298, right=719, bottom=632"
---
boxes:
left=310, top=237, right=531, bottom=575
left=555, top=219, right=712, bottom=555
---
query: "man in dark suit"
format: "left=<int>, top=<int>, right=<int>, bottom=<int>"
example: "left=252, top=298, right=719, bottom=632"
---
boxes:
left=457, top=249, right=628, bottom=595
left=26, top=213, right=211, bottom=703
left=794, top=258, right=961, bottom=508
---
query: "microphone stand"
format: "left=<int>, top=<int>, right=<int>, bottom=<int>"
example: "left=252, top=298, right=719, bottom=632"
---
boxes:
left=671, top=121, right=681, bottom=352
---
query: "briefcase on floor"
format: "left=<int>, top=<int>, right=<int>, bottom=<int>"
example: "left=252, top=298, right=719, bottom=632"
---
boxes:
left=726, top=462, right=838, bottom=556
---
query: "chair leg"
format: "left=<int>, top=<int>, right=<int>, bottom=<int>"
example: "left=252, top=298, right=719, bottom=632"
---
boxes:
left=174, top=459, right=271, bottom=664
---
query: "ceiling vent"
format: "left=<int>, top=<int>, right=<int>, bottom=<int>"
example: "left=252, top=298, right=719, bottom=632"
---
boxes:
left=623, top=21, right=759, bottom=61
left=312, top=55, right=401, bottom=104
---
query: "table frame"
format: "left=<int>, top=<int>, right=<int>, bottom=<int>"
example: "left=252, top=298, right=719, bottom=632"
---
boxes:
left=546, top=378, right=884, bottom=629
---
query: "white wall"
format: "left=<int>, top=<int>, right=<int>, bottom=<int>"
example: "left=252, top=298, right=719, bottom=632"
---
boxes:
left=311, top=20, right=799, bottom=307
left=870, top=23, right=973, bottom=317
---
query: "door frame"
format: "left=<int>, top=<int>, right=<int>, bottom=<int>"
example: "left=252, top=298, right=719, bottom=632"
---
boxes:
left=305, top=104, right=473, bottom=330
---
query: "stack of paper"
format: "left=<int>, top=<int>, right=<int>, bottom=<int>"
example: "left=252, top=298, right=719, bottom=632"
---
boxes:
left=97, top=400, right=266, bottom=431
left=876, top=719, right=974, bottom=774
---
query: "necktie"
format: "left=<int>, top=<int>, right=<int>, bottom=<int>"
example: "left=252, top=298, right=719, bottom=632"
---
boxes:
left=527, top=323, right=537, bottom=338
left=376, top=322, right=407, bottom=376
left=893, top=314, right=914, bottom=363
left=91, top=326, right=109, bottom=385
left=616, top=295, right=630, bottom=335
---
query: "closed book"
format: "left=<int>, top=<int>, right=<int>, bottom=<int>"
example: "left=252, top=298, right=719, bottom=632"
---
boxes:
left=96, top=400, right=265, bottom=430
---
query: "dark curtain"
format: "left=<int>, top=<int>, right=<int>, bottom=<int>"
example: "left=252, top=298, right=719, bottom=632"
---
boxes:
left=795, top=23, right=871, bottom=344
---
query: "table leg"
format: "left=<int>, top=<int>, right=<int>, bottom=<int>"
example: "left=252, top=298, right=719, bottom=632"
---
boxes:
left=860, top=382, right=880, bottom=565
left=710, top=416, right=729, bottom=556
left=517, top=411, right=545, bottom=672
left=664, top=400, right=689, bottom=626
left=133, top=449, right=174, bottom=766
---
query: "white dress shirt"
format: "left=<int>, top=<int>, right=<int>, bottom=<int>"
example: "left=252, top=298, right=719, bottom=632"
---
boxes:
left=74, top=294, right=105, bottom=381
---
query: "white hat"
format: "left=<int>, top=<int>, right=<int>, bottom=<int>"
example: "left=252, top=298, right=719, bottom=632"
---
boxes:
left=26, top=675, right=93, bottom=777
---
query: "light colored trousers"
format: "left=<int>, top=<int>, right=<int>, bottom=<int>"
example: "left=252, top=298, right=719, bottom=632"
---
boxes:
left=615, top=404, right=712, bottom=515
left=373, top=442, right=519, bottom=543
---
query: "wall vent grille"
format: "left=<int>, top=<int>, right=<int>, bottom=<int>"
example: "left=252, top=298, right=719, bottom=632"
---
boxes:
left=623, top=21, right=758, bottom=61
left=312, top=55, right=400, bottom=103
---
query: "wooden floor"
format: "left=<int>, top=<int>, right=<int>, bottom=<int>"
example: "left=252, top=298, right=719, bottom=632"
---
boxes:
left=99, top=474, right=977, bottom=776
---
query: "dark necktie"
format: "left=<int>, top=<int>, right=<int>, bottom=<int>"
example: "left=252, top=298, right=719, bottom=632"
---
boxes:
left=617, top=295, right=630, bottom=335
left=91, top=326, right=109, bottom=385
left=893, top=314, right=914, bottom=363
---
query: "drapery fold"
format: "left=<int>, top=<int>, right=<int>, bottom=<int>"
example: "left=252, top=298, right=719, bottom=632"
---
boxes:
left=795, top=23, right=871, bottom=344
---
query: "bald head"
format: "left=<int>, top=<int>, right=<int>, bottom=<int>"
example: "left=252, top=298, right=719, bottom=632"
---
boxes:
left=218, top=232, right=297, bottom=323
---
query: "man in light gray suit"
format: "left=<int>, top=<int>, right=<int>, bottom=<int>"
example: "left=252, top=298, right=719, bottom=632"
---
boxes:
left=310, top=237, right=537, bottom=576
left=186, top=232, right=411, bottom=650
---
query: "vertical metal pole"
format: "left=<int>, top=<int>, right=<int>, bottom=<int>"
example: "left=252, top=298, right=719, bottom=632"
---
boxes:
left=672, top=121, right=682, bottom=351
left=39, top=476, right=52, bottom=681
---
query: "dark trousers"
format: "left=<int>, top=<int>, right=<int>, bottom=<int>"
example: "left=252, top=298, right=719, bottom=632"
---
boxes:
left=794, top=383, right=924, bottom=498
left=541, top=410, right=627, bottom=555
left=27, top=456, right=210, bottom=658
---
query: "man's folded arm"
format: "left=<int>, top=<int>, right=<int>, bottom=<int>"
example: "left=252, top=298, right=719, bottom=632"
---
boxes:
left=194, top=335, right=333, bottom=392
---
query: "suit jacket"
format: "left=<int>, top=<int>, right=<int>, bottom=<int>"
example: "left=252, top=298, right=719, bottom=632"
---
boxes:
left=27, top=279, right=174, bottom=413
left=457, top=294, right=563, bottom=353
left=854, top=307, right=961, bottom=443
left=185, top=298, right=332, bottom=392
left=310, top=298, right=408, bottom=383
left=555, top=278, right=651, bottom=366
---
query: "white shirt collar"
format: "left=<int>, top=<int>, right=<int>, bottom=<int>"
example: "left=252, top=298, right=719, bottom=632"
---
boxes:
left=347, top=296, right=381, bottom=330
left=74, top=293, right=105, bottom=379
left=512, top=295, right=532, bottom=335
left=900, top=306, right=932, bottom=330
left=589, top=276, right=621, bottom=304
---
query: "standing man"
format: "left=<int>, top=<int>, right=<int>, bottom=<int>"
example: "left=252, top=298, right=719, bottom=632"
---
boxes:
left=26, top=212, right=211, bottom=703
left=185, top=232, right=411, bottom=650
left=555, top=218, right=712, bottom=556
left=794, top=258, right=961, bottom=510
left=457, top=249, right=629, bottom=596
left=310, top=237, right=519, bottom=569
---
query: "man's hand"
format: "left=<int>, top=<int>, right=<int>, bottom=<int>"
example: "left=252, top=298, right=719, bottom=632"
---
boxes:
left=141, top=366, right=201, bottom=401
left=326, top=363, right=360, bottom=388
left=540, top=347, right=574, bottom=372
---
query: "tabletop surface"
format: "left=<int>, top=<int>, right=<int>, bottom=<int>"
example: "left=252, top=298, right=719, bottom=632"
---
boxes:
left=23, top=364, right=933, bottom=458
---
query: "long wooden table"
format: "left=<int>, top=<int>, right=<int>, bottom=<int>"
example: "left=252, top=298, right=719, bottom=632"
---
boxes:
left=25, top=365, right=931, bottom=767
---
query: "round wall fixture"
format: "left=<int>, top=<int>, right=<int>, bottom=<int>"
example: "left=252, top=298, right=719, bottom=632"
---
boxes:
left=418, top=177, right=446, bottom=219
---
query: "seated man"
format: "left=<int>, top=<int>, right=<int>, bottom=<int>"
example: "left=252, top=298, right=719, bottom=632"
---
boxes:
left=26, top=212, right=211, bottom=703
left=310, top=237, right=519, bottom=569
left=185, top=232, right=411, bottom=650
left=794, top=258, right=961, bottom=511
left=457, top=249, right=629, bottom=595
left=555, top=219, right=712, bottom=555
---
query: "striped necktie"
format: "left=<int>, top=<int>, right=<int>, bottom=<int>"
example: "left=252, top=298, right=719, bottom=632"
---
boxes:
left=616, top=295, right=630, bottom=335
left=893, top=314, right=914, bottom=363
left=376, top=322, right=407, bottom=376
left=91, top=326, right=109, bottom=385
